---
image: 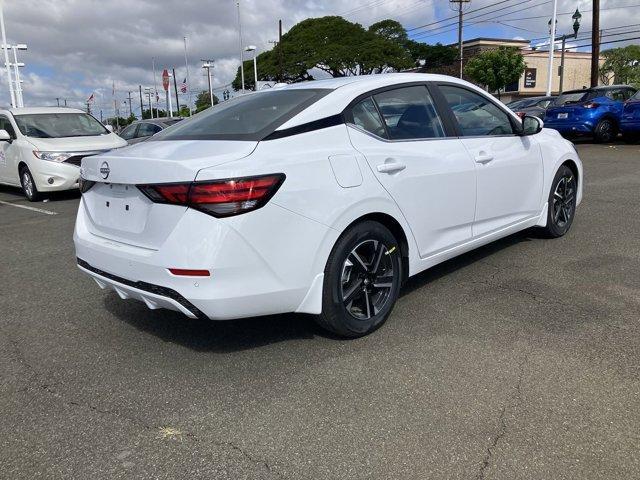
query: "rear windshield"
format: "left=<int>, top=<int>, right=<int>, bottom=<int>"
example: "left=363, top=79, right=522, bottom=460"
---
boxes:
left=154, top=89, right=331, bottom=141
left=14, top=113, right=109, bottom=138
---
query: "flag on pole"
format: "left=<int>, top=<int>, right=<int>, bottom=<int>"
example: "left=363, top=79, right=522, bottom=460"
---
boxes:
left=180, top=78, right=187, bottom=93
left=87, top=93, right=95, bottom=103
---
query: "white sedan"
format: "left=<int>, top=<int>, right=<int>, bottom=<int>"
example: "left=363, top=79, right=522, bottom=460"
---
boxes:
left=75, top=73, right=582, bottom=338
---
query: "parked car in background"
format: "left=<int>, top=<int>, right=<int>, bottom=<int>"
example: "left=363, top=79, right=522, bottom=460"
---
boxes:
left=544, top=85, right=637, bottom=143
left=119, top=118, right=183, bottom=145
left=75, top=73, right=582, bottom=338
left=0, top=107, right=127, bottom=201
left=621, top=89, right=640, bottom=143
left=507, top=95, right=556, bottom=119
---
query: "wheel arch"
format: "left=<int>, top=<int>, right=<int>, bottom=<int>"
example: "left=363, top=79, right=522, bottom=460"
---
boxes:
left=561, top=159, right=579, bottom=186
left=343, top=212, right=410, bottom=284
left=18, top=160, right=28, bottom=174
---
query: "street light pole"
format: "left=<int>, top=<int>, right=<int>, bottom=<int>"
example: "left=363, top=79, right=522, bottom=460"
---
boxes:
left=546, top=0, right=558, bottom=96
left=557, top=9, right=581, bottom=95
left=0, top=1, right=15, bottom=108
left=202, top=60, right=214, bottom=106
left=237, top=1, right=245, bottom=92
left=244, top=46, right=257, bottom=90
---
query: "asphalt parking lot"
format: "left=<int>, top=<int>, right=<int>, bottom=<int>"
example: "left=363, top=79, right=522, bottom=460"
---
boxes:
left=1, top=142, right=639, bottom=479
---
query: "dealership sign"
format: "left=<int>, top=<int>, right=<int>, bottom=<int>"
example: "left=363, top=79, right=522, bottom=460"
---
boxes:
left=524, top=68, right=537, bottom=88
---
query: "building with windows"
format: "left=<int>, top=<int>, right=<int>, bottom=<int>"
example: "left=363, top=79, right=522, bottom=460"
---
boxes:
left=416, top=37, right=605, bottom=102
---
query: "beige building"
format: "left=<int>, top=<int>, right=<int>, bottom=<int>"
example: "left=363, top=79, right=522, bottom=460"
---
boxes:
left=418, top=37, right=605, bottom=101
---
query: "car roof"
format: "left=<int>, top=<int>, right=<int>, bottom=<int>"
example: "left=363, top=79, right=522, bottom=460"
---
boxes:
left=275, top=73, right=484, bottom=130
left=5, top=106, right=86, bottom=115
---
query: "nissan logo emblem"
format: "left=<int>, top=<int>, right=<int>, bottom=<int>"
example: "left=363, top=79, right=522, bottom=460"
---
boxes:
left=100, top=161, right=110, bottom=180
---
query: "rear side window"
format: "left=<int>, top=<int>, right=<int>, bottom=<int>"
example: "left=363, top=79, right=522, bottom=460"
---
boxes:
left=154, top=89, right=331, bottom=141
left=351, top=97, right=387, bottom=138
left=120, top=124, right=138, bottom=140
left=373, top=86, right=445, bottom=140
left=440, top=85, right=514, bottom=136
left=138, top=123, right=162, bottom=137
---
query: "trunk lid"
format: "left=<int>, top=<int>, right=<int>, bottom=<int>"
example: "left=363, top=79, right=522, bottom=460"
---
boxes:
left=80, top=140, right=257, bottom=249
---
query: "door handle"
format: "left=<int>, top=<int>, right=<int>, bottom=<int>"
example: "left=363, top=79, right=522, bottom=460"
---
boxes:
left=475, top=153, right=494, bottom=164
left=377, top=162, right=406, bottom=174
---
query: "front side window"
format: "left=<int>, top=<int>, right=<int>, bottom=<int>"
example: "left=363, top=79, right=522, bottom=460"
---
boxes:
left=13, top=113, right=109, bottom=138
left=373, top=86, right=445, bottom=140
left=440, top=85, right=514, bottom=136
left=0, top=116, right=15, bottom=137
left=154, top=89, right=331, bottom=141
left=120, top=124, right=138, bottom=140
left=351, top=97, right=387, bottom=138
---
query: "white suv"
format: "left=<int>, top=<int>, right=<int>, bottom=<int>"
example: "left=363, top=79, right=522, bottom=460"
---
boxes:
left=0, top=107, right=127, bottom=201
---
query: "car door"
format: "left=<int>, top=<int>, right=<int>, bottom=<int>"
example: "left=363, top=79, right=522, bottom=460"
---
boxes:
left=346, top=84, right=477, bottom=259
left=435, top=83, right=544, bottom=238
left=0, top=114, right=19, bottom=184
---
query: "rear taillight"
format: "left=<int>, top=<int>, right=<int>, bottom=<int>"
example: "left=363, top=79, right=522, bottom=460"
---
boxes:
left=584, top=102, right=599, bottom=109
left=138, top=173, right=285, bottom=218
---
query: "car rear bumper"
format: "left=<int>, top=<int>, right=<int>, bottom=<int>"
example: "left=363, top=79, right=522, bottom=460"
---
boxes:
left=73, top=199, right=336, bottom=320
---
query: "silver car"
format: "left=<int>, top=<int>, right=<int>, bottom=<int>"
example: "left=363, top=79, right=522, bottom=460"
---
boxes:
left=119, top=118, right=183, bottom=145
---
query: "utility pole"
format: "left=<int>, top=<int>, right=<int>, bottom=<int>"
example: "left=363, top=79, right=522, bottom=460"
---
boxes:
left=449, top=0, right=470, bottom=79
left=590, top=0, right=600, bottom=87
left=546, top=0, right=558, bottom=96
left=278, top=19, right=284, bottom=82
left=201, top=59, right=214, bottom=106
left=183, top=36, right=192, bottom=115
left=127, top=91, right=133, bottom=117
left=172, top=67, right=180, bottom=116
left=139, top=85, right=144, bottom=119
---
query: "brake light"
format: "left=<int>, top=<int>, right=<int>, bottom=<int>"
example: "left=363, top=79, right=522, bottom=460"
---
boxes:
left=138, top=173, right=285, bottom=217
left=584, top=102, right=599, bottom=109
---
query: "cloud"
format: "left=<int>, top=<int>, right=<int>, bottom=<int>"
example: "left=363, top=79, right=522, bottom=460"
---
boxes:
left=0, top=0, right=437, bottom=112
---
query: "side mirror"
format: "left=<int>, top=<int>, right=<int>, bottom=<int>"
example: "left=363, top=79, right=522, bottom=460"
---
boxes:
left=521, top=115, right=543, bottom=135
left=105, top=125, right=114, bottom=133
left=0, top=129, right=11, bottom=142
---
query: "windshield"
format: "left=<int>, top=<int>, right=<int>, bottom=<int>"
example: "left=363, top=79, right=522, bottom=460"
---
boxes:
left=14, top=113, right=109, bottom=138
left=154, top=89, right=331, bottom=141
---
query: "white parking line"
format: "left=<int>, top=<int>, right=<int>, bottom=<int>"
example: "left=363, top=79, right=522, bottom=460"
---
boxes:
left=0, top=200, right=58, bottom=215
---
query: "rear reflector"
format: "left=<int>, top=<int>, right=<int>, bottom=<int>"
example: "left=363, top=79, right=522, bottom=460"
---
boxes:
left=168, top=268, right=210, bottom=277
left=138, top=173, right=285, bottom=218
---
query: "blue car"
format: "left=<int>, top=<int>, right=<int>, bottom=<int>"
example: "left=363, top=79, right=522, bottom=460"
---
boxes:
left=621, top=89, right=640, bottom=143
left=544, top=85, right=637, bottom=143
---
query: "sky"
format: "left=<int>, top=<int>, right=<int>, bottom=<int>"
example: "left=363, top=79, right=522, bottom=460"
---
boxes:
left=2, top=0, right=638, bottom=116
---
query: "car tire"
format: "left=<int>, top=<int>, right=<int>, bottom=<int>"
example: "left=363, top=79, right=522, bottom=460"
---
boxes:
left=20, top=166, right=41, bottom=202
left=593, top=118, right=617, bottom=143
left=316, top=221, right=402, bottom=338
left=539, top=165, right=577, bottom=238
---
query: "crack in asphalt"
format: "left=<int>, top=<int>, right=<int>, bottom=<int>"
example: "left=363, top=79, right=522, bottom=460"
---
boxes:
left=475, top=350, right=529, bottom=480
left=5, top=334, right=284, bottom=479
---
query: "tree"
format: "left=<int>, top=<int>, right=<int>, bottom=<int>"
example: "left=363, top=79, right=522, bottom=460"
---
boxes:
left=195, top=90, right=220, bottom=113
left=464, top=47, right=526, bottom=98
left=600, top=45, right=640, bottom=86
left=232, top=16, right=413, bottom=90
left=367, top=19, right=457, bottom=69
left=368, top=19, right=408, bottom=44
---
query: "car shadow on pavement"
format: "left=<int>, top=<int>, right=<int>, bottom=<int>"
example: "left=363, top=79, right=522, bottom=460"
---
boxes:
left=103, top=229, right=538, bottom=353
left=0, top=184, right=80, bottom=202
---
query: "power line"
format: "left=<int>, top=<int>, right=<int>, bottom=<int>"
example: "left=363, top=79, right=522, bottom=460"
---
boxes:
left=407, top=0, right=528, bottom=32
left=410, top=0, right=544, bottom=39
